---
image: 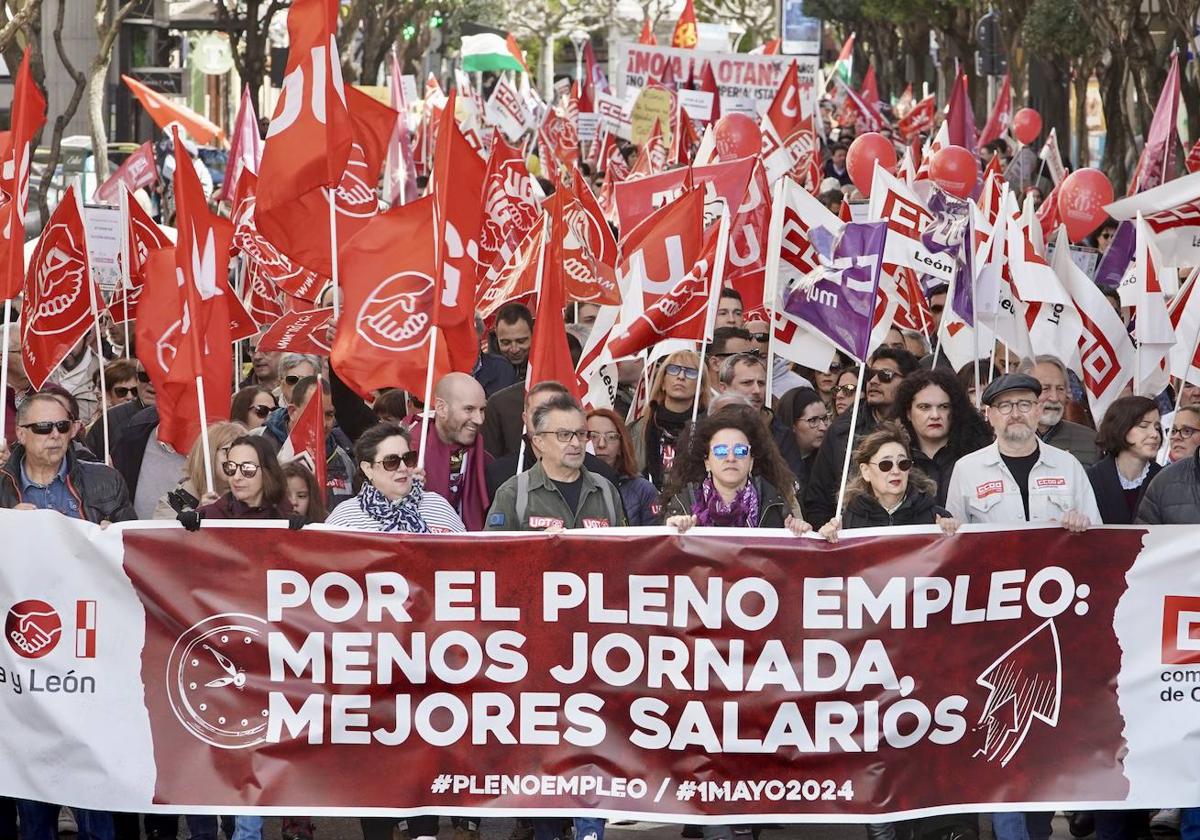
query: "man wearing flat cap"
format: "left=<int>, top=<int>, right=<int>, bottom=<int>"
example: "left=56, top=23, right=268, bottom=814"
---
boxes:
left=943, top=373, right=1101, bottom=532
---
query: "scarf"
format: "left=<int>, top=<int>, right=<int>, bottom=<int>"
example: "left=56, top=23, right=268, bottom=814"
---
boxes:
left=691, top=475, right=759, bottom=528
left=415, top=418, right=491, bottom=530
left=644, top=402, right=692, bottom=487
left=358, top=478, right=430, bottom=533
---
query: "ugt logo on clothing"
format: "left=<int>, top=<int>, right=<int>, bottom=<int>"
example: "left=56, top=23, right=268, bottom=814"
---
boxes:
left=1161, top=595, right=1200, bottom=665
left=5, top=599, right=97, bottom=660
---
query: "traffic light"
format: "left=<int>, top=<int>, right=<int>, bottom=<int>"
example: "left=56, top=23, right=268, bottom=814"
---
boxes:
left=975, top=11, right=1006, bottom=76
left=430, top=11, right=444, bottom=27
left=402, top=23, right=416, bottom=39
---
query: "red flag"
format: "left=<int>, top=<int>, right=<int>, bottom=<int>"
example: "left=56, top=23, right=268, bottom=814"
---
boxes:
left=890, top=266, right=934, bottom=334
left=107, top=285, right=142, bottom=324
left=608, top=222, right=721, bottom=359
left=245, top=264, right=285, bottom=326
left=529, top=193, right=581, bottom=397
left=122, top=74, right=223, bottom=145
left=538, top=108, right=579, bottom=177
left=618, top=188, right=707, bottom=321
left=216, top=86, right=263, bottom=203
left=1129, top=51, right=1181, bottom=195
left=256, top=0, right=352, bottom=272
left=977, top=74, right=1012, bottom=151
left=126, top=190, right=173, bottom=287
left=1, top=48, right=46, bottom=300
left=384, top=50, right=419, bottom=206
left=279, top=378, right=328, bottom=493
left=258, top=307, right=334, bottom=355
left=629, top=117, right=668, bottom=177
left=94, top=142, right=157, bottom=205
left=671, top=0, right=699, bottom=48
left=477, top=216, right=541, bottom=319
left=332, top=196, right=441, bottom=397
left=725, top=161, right=772, bottom=315
left=558, top=173, right=620, bottom=306
left=161, top=129, right=236, bottom=452
left=945, top=71, right=978, bottom=151
left=898, top=94, right=936, bottom=142
left=431, top=91, right=486, bottom=375
left=1186, top=138, right=1200, bottom=174
left=759, top=62, right=818, bottom=184
left=1036, top=182, right=1062, bottom=240
left=569, top=163, right=617, bottom=268
left=479, top=137, right=543, bottom=285
left=230, top=172, right=328, bottom=303
left=639, top=17, right=658, bottom=46
left=21, top=187, right=99, bottom=389
left=135, top=247, right=185, bottom=401
left=700, top=61, right=721, bottom=121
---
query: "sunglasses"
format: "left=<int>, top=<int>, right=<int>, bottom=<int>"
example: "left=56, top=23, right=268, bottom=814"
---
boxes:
left=835, top=383, right=858, bottom=395
left=374, top=452, right=419, bottom=471
left=250, top=404, right=273, bottom=419
left=866, top=368, right=900, bottom=383
left=749, top=333, right=770, bottom=343
left=284, top=374, right=304, bottom=386
left=711, top=443, right=751, bottom=459
left=665, top=363, right=699, bottom=380
left=112, top=386, right=138, bottom=399
left=221, top=461, right=261, bottom=478
left=20, top=420, right=72, bottom=435
left=871, top=458, right=912, bottom=473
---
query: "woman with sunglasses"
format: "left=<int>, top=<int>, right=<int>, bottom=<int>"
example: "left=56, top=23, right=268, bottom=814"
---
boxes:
left=230, top=386, right=278, bottom=430
left=586, top=408, right=659, bottom=525
left=177, top=436, right=293, bottom=529
left=833, top=367, right=859, bottom=416
left=660, top=406, right=809, bottom=534
left=819, top=424, right=958, bottom=540
left=627, top=350, right=709, bottom=487
left=325, top=422, right=464, bottom=533
left=152, top=421, right=246, bottom=519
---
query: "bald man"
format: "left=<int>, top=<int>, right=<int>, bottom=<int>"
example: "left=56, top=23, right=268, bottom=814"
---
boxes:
left=414, top=372, right=493, bottom=530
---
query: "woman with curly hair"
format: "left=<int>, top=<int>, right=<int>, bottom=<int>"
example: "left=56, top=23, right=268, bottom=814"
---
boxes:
left=659, top=405, right=809, bottom=534
left=819, top=423, right=959, bottom=540
left=890, top=368, right=993, bottom=504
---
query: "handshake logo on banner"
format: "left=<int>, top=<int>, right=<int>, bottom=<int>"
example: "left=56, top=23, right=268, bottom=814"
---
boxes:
left=5, top=598, right=96, bottom=660
left=1161, top=595, right=1200, bottom=665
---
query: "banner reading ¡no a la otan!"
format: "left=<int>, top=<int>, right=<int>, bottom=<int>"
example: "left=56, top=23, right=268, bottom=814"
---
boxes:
left=1, top=513, right=1200, bottom=819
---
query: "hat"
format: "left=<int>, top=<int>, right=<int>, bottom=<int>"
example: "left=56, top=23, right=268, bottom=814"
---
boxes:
left=980, top=373, right=1042, bottom=406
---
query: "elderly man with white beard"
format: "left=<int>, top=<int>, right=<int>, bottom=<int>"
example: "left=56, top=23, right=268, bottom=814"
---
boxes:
left=1020, top=355, right=1101, bottom=467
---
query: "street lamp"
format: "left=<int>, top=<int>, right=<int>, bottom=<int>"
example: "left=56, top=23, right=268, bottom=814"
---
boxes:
left=570, top=29, right=589, bottom=83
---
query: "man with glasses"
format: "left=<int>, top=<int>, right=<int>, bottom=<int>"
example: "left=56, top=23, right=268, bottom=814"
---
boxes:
left=277, top=353, right=321, bottom=407
left=242, top=327, right=282, bottom=392
left=0, top=392, right=134, bottom=522
left=486, top=392, right=625, bottom=531
left=803, top=347, right=921, bottom=527
left=1021, top=355, right=1100, bottom=467
left=745, top=313, right=811, bottom=400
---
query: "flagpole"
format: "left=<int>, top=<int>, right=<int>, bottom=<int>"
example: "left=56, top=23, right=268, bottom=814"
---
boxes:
left=0, top=308, right=11, bottom=446
left=1170, top=290, right=1200, bottom=437
left=968, top=217, right=981, bottom=409
left=834, top=357, right=867, bottom=522
left=118, top=188, right=132, bottom=359
left=327, top=187, right=341, bottom=321
left=512, top=212, right=551, bottom=481
left=195, top=374, right=215, bottom=496
left=763, top=179, right=786, bottom=407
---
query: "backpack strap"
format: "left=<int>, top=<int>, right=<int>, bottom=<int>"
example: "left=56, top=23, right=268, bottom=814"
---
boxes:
left=515, top=470, right=530, bottom=527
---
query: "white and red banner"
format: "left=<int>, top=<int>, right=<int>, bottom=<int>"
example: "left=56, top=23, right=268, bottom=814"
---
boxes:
left=94, top=142, right=157, bottom=206
left=613, top=43, right=817, bottom=116
left=2, top=517, right=1200, bottom=816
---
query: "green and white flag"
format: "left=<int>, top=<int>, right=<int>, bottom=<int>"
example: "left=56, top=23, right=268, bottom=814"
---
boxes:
left=461, top=33, right=527, bottom=73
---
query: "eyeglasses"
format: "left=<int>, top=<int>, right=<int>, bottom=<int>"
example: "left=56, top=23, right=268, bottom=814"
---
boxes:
left=834, top=383, right=858, bottom=396
left=871, top=457, right=913, bottom=473
left=374, top=451, right=419, bottom=471
left=284, top=374, right=303, bottom=386
left=992, top=399, right=1037, bottom=415
left=20, top=420, right=72, bottom=435
left=250, top=404, right=273, bottom=419
left=221, top=460, right=261, bottom=478
left=749, top=333, right=770, bottom=343
left=664, top=363, right=699, bottom=380
left=866, top=367, right=900, bottom=384
left=587, top=431, right=622, bottom=444
left=802, top=414, right=830, bottom=428
left=112, top=386, right=138, bottom=399
left=535, top=429, right=589, bottom=444
left=1170, top=425, right=1199, bottom=440
left=711, top=442, right=751, bottom=459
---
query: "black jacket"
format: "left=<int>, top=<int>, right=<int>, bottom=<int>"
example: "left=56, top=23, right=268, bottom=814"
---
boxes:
left=0, top=445, right=136, bottom=523
left=85, top=398, right=148, bottom=462
left=1086, top=456, right=1162, bottom=525
left=910, top=445, right=961, bottom=507
left=662, top=476, right=789, bottom=528
left=841, top=488, right=946, bottom=530
left=1137, top=451, right=1200, bottom=524
left=111, top=405, right=160, bottom=500
left=803, top=400, right=882, bottom=528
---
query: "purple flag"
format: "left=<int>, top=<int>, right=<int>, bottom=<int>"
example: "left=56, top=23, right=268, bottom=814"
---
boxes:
left=1128, top=51, right=1180, bottom=196
left=946, top=72, right=978, bottom=152
left=783, top=221, right=888, bottom=362
left=951, top=214, right=975, bottom=326
left=1094, top=220, right=1135, bottom=289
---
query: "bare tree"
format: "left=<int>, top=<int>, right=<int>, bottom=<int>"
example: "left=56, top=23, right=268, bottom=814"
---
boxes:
left=215, top=0, right=291, bottom=108
left=35, top=0, right=79, bottom=220
left=88, top=0, right=140, bottom=182
left=504, top=0, right=616, bottom=95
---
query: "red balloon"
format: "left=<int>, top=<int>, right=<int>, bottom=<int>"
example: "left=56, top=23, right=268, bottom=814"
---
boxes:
left=929, top=145, right=978, bottom=199
left=846, top=132, right=897, bottom=196
left=1058, top=168, right=1114, bottom=243
left=1013, top=108, right=1042, bottom=146
left=713, top=113, right=761, bottom=161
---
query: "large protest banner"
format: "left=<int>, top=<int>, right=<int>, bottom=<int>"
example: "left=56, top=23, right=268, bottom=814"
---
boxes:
left=2, top=513, right=1199, bottom=819
left=612, top=43, right=818, bottom=116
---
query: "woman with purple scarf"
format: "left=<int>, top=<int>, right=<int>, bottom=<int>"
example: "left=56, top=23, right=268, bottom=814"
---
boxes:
left=660, top=405, right=810, bottom=535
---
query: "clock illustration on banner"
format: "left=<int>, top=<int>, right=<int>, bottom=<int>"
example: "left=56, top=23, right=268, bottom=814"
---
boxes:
left=166, top=613, right=271, bottom=749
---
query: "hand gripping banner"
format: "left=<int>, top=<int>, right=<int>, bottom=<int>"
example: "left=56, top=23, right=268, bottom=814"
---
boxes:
left=1, top=513, right=1199, bottom=819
